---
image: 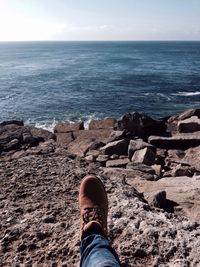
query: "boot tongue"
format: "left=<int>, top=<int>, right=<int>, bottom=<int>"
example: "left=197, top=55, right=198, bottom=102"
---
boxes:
left=81, top=221, right=105, bottom=239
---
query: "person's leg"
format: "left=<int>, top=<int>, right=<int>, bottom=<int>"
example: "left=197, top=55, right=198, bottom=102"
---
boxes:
left=80, top=234, right=121, bottom=267
left=79, top=175, right=121, bottom=267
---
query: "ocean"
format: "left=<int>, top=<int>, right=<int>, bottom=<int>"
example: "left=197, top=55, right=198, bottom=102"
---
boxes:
left=0, top=41, right=200, bottom=130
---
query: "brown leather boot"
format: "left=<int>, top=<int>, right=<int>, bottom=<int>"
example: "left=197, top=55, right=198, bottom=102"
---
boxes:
left=79, top=175, right=108, bottom=239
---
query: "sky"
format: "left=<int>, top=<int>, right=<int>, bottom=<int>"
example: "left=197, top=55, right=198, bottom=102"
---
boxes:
left=0, top=0, right=199, bottom=41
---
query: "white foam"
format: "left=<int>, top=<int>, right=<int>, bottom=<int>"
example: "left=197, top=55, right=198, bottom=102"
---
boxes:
left=144, top=92, right=171, bottom=101
left=35, top=119, right=57, bottom=132
left=83, top=114, right=101, bottom=129
left=25, top=119, right=57, bottom=133
left=172, top=91, right=200, bottom=96
left=24, top=114, right=103, bottom=132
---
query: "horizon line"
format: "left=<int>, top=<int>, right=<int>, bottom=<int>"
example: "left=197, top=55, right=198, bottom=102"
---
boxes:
left=0, top=39, right=200, bottom=43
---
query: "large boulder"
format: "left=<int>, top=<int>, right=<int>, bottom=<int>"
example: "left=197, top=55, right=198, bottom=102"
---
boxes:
left=0, top=123, right=55, bottom=154
left=178, top=116, right=200, bottom=133
left=66, top=129, right=112, bottom=157
left=0, top=120, right=24, bottom=126
left=27, top=126, right=56, bottom=141
left=117, top=112, right=166, bottom=139
left=54, top=121, right=84, bottom=133
left=136, top=175, right=200, bottom=220
left=128, top=139, right=156, bottom=159
left=89, top=118, right=117, bottom=130
left=131, top=147, right=156, bottom=166
left=149, top=132, right=200, bottom=149
left=168, top=108, right=200, bottom=123
left=100, top=139, right=129, bottom=156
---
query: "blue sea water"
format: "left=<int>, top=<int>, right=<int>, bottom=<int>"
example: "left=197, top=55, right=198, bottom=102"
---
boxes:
left=0, top=41, right=200, bottom=130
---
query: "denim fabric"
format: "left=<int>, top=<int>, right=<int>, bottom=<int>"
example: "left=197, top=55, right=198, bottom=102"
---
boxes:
left=80, top=234, right=121, bottom=267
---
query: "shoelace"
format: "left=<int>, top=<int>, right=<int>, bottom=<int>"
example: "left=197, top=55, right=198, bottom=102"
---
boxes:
left=82, top=206, right=103, bottom=226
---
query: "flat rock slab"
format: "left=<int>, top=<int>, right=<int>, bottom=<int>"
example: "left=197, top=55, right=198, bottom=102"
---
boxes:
left=89, top=118, right=117, bottom=130
left=130, top=176, right=200, bottom=221
left=106, top=158, right=130, bottom=168
left=149, top=132, right=200, bottom=149
left=54, top=121, right=84, bottom=133
left=102, top=167, right=155, bottom=181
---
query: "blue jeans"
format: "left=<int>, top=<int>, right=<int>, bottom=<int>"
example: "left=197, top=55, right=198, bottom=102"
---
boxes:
left=80, top=234, right=121, bottom=267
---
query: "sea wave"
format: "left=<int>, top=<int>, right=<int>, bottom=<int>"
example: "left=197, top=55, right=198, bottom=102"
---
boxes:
left=25, top=119, right=57, bottom=133
left=172, top=91, right=200, bottom=96
left=24, top=113, right=103, bottom=132
left=144, top=92, right=172, bottom=101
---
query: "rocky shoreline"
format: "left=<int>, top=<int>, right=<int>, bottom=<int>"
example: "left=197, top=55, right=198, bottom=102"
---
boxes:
left=0, top=109, right=200, bottom=266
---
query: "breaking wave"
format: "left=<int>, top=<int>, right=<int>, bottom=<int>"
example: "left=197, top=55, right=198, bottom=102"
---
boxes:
left=172, top=91, right=200, bottom=96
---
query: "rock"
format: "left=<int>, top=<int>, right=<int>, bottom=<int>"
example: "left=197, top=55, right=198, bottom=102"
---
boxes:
left=117, top=112, right=166, bottom=139
left=102, top=167, right=155, bottom=181
left=56, top=132, right=74, bottom=147
left=183, top=146, right=200, bottom=171
left=86, top=150, right=100, bottom=158
left=96, top=154, right=110, bottom=163
left=72, top=129, right=112, bottom=143
left=167, top=149, right=185, bottom=161
left=22, top=133, right=44, bottom=148
left=126, top=162, right=155, bottom=175
left=171, top=164, right=194, bottom=177
left=3, top=138, right=20, bottom=152
left=149, top=132, right=200, bottom=149
left=152, top=191, right=167, bottom=209
left=131, top=147, right=156, bottom=166
left=100, top=139, right=129, bottom=156
left=128, top=139, right=156, bottom=159
left=89, top=118, right=117, bottom=130
left=0, top=120, right=24, bottom=126
left=11, top=150, right=27, bottom=159
left=169, top=108, right=200, bottom=122
left=178, top=116, right=200, bottom=133
left=25, top=126, right=55, bottom=141
left=85, top=155, right=95, bottom=162
left=67, top=139, right=93, bottom=157
left=0, top=124, right=54, bottom=154
left=54, top=121, right=84, bottom=133
left=110, top=154, right=119, bottom=160
left=108, top=130, right=125, bottom=142
left=67, top=129, right=112, bottom=157
left=151, top=164, right=162, bottom=177
left=106, top=158, right=130, bottom=168
left=88, top=141, right=105, bottom=150
left=137, top=175, right=200, bottom=220
left=0, top=124, right=23, bottom=145
left=155, top=148, right=167, bottom=165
